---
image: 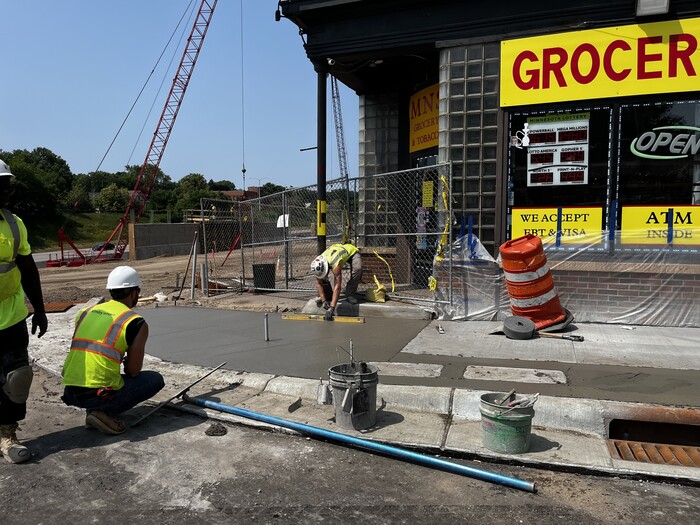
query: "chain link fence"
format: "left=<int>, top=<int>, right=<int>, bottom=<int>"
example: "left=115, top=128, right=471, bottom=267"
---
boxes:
left=198, top=164, right=452, bottom=304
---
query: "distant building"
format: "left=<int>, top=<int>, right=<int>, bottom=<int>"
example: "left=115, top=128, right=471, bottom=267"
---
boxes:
left=222, top=187, right=263, bottom=201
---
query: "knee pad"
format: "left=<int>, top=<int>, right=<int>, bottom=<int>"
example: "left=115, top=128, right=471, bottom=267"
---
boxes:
left=2, top=365, right=34, bottom=404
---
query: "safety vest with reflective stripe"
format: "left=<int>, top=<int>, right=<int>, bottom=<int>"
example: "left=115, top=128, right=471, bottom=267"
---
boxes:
left=62, top=300, right=142, bottom=389
left=321, top=243, right=358, bottom=272
left=0, top=208, right=22, bottom=302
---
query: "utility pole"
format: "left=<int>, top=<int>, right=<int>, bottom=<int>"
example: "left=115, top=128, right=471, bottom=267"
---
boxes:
left=315, top=61, right=328, bottom=255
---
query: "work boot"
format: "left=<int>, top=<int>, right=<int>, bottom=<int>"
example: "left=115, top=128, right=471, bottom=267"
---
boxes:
left=85, top=410, right=126, bottom=435
left=0, top=423, right=31, bottom=464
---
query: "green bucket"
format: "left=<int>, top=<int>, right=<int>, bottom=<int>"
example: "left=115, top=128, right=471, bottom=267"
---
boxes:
left=479, top=393, right=535, bottom=454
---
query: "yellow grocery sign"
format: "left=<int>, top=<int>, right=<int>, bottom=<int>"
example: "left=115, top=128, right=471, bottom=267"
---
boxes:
left=501, top=17, right=700, bottom=107
left=511, top=207, right=603, bottom=244
left=409, top=84, right=439, bottom=152
left=621, top=205, right=699, bottom=245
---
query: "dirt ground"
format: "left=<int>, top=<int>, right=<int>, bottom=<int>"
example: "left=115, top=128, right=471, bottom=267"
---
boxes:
left=37, top=254, right=311, bottom=313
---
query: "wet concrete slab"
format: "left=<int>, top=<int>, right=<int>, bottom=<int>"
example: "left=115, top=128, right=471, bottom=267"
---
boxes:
left=464, top=365, right=567, bottom=384
left=139, top=307, right=431, bottom=380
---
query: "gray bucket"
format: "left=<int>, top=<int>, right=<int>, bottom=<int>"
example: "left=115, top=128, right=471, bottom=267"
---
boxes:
left=328, top=362, right=378, bottom=431
left=479, top=393, right=535, bottom=454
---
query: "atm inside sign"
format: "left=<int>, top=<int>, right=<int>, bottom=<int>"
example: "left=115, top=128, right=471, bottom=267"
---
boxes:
left=621, top=206, right=699, bottom=245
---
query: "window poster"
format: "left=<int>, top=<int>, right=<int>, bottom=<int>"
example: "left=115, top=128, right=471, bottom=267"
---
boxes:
left=526, top=113, right=590, bottom=187
left=511, top=206, right=603, bottom=244
left=621, top=205, right=700, bottom=246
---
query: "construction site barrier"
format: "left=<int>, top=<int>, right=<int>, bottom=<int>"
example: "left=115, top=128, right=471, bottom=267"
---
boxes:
left=499, top=234, right=566, bottom=330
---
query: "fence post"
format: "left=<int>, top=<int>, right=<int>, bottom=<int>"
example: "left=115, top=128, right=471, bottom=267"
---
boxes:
left=239, top=202, right=246, bottom=289
left=283, top=191, right=290, bottom=288
left=200, top=198, right=209, bottom=298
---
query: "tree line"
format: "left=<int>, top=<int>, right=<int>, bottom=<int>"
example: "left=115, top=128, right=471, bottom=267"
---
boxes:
left=0, top=147, right=286, bottom=221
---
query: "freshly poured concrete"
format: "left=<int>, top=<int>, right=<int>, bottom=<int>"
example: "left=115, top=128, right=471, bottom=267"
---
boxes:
left=142, top=307, right=431, bottom=379
left=138, top=307, right=700, bottom=406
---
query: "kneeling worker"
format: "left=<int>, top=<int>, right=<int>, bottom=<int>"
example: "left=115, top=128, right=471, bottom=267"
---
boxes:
left=310, top=243, right=363, bottom=320
left=61, top=266, right=164, bottom=434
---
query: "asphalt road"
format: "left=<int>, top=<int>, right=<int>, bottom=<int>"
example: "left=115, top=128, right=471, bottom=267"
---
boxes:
left=2, top=366, right=699, bottom=525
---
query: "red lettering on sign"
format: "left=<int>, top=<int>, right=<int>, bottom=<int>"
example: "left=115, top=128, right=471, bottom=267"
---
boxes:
left=603, top=39, right=632, bottom=81
left=638, top=36, right=663, bottom=79
left=410, top=91, right=437, bottom=119
left=542, top=48, right=568, bottom=88
left=510, top=31, right=699, bottom=92
left=571, top=43, right=600, bottom=84
left=669, top=33, right=698, bottom=77
left=513, top=50, right=539, bottom=89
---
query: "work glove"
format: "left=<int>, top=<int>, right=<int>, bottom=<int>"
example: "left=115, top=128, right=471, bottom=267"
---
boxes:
left=31, top=312, right=48, bottom=338
left=315, top=298, right=323, bottom=308
left=322, top=301, right=330, bottom=310
left=324, top=306, right=335, bottom=321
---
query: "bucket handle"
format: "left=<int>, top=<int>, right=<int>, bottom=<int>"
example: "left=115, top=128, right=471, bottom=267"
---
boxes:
left=491, top=393, right=539, bottom=418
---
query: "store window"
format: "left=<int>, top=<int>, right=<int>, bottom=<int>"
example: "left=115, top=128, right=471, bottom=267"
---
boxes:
left=506, top=107, right=613, bottom=246
left=616, top=99, right=700, bottom=251
left=506, top=100, right=700, bottom=253
left=618, top=100, right=700, bottom=206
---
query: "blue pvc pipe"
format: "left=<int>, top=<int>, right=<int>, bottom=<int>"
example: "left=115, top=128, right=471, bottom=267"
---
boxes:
left=185, top=395, right=537, bottom=493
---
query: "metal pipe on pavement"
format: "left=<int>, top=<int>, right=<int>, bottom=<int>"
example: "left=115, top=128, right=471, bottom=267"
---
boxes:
left=184, top=395, right=536, bottom=493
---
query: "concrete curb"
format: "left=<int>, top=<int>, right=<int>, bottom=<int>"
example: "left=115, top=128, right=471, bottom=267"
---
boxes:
left=33, top=358, right=700, bottom=484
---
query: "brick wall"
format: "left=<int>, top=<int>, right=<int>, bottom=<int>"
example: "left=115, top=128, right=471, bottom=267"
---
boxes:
left=360, top=252, right=394, bottom=284
left=551, top=269, right=700, bottom=326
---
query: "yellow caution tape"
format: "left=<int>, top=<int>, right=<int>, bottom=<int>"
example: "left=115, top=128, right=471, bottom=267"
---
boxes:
left=434, top=174, right=451, bottom=262
left=366, top=275, right=386, bottom=303
left=428, top=275, right=437, bottom=291
left=372, top=250, right=395, bottom=293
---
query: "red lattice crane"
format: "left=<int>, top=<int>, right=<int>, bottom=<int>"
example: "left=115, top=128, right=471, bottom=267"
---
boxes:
left=51, top=0, right=218, bottom=266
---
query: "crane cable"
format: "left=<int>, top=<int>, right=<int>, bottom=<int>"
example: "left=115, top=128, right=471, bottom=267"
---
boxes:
left=94, top=0, right=197, bottom=174
left=61, top=0, right=196, bottom=234
left=240, top=0, right=246, bottom=190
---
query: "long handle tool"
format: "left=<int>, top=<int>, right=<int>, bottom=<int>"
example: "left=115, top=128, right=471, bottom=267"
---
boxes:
left=130, top=361, right=227, bottom=427
left=537, top=331, right=584, bottom=342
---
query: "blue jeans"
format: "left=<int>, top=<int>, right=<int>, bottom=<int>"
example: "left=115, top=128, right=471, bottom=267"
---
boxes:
left=62, top=371, right=165, bottom=417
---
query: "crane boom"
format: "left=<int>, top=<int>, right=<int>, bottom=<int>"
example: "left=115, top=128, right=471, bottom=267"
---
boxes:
left=97, top=0, right=219, bottom=261
left=330, top=75, right=349, bottom=183
left=331, top=75, right=352, bottom=242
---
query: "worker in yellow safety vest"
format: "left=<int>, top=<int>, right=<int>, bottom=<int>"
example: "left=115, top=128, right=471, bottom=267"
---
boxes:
left=61, top=266, right=164, bottom=435
left=310, top=243, right=363, bottom=320
left=0, top=159, right=48, bottom=464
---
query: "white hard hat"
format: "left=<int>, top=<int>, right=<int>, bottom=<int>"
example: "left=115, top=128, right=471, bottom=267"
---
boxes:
left=310, top=255, right=329, bottom=279
left=106, top=265, right=142, bottom=290
left=0, top=159, right=14, bottom=178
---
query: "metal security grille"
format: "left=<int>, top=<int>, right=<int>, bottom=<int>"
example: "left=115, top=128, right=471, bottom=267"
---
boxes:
left=199, top=165, right=452, bottom=303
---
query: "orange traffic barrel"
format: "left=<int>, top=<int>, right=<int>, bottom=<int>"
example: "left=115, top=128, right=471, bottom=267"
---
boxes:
left=499, top=234, right=566, bottom=330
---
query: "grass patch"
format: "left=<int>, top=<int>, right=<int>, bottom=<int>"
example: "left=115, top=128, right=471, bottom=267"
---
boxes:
left=24, top=211, right=186, bottom=252
left=26, top=213, right=123, bottom=252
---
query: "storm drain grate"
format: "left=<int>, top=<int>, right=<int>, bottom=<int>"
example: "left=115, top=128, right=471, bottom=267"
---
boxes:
left=607, top=439, right=700, bottom=468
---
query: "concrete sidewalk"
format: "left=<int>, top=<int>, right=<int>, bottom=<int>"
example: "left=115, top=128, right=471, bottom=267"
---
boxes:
left=30, top=297, right=700, bottom=484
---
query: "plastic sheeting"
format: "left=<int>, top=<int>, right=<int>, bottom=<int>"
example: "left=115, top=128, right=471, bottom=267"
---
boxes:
left=432, top=232, right=699, bottom=327
left=432, top=234, right=506, bottom=322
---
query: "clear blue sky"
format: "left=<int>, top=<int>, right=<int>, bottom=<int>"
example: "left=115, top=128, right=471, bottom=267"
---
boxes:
left=1, top=0, right=358, bottom=190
